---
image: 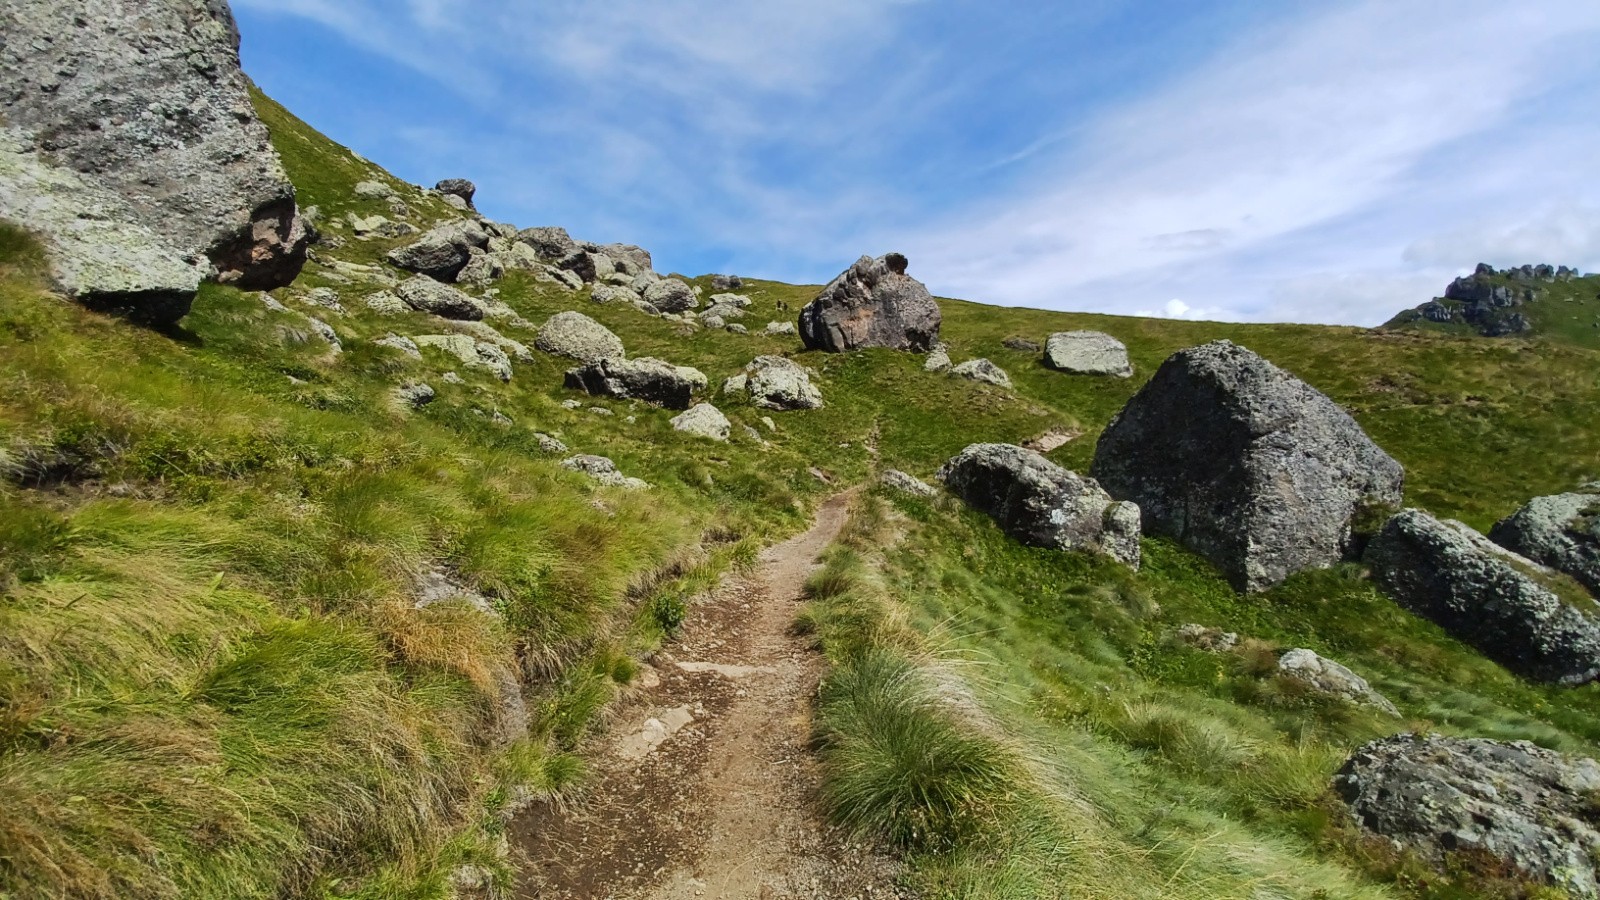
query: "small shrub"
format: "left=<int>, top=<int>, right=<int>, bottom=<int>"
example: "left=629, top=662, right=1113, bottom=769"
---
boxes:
left=650, top=590, right=688, bottom=634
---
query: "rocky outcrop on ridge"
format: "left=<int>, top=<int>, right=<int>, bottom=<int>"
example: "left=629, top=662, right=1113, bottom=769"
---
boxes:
left=0, top=0, right=310, bottom=321
left=1388, top=263, right=1589, bottom=338
left=1335, top=734, right=1600, bottom=898
left=564, top=357, right=707, bottom=410
left=1044, top=331, right=1133, bottom=378
left=387, top=220, right=490, bottom=283
left=798, top=253, right=940, bottom=353
left=938, top=443, right=1141, bottom=568
left=1092, top=340, right=1404, bottom=592
left=1490, top=485, right=1600, bottom=597
left=1365, top=509, right=1600, bottom=685
left=434, top=179, right=476, bottom=209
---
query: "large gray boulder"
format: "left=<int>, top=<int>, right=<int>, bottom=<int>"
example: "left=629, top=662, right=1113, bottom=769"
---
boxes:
left=938, top=443, right=1141, bottom=568
left=1334, top=734, right=1600, bottom=898
left=0, top=0, right=310, bottom=309
left=1091, top=340, right=1404, bottom=592
left=396, top=275, right=485, bottom=321
left=744, top=356, right=823, bottom=411
left=1044, top=331, right=1133, bottom=377
left=387, top=220, right=490, bottom=282
left=515, top=226, right=577, bottom=261
left=601, top=243, right=652, bottom=273
left=1365, top=509, right=1600, bottom=684
left=1491, top=486, right=1600, bottom=597
left=643, top=278, right=698, bottom=314
left=564, top=357, right=706, bottom=410
left=535, top=311, right=625, bottom=363
left=799, top=253, right=940, bottom=352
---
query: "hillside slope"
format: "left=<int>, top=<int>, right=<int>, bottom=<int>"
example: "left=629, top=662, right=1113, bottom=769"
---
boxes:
left=1, top=87, right=1598, bottom=900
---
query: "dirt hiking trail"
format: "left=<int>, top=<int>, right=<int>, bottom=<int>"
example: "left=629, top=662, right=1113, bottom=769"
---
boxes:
left=511, top=491, right=909, bottom=900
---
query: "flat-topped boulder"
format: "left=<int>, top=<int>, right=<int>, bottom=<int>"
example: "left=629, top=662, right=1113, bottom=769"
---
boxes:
left=535, top=311, right=625, bottom=363
left=1045, top=331, right=1133, bottom=377
left=798, top=253, right=940, bottom=353
left=938, top=443, right=1141, bottom=568
left=1092, top=340, right=1404, bottom=592
left=396, top=276, right=486, bottom=321
left=1335, top=734, right=1600, bottom=897
left=1491, top=485, right=1600, bottom=597
left=1365, top=509, right=1600, bottom=685
left=564, top=357, right=706, bottom=410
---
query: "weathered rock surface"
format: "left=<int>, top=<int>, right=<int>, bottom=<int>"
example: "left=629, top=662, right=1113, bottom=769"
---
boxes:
left=515, top=226, right=577, bottom=261
left=799, top=253, right=941, bottom=352
left=1491, top=486, right=1600, bottom=597
left=1277, top=648, right=1399, bottom=716
left=387, top=221, right=489, bottom=282
left=1177, top=624, right=1239, bottom=652
left=1092, top=340, right=1404, bottom=592
left=882, top=469, right=938, bottom=499
left=950, top=358, right=1011, bottom=388
left=0, top=0, right=309, bottom=291
left=535, top=312, right=625, bottom=364
left=643, top=278, right=699, bottom=314
left=375, top=333, right=422, bottom=359
left=414, top=334, right=513, bottom=382
left=1334, top=734, right=1600, bottom=897
left=601, top=243, right=651, bottom=273
left=564, top=357, right=706, bottom=410
left=562, top=455, right=648, bottom=490
left=765, top=321, right=796, bottom=336
left=670, top=403, right=730, bottom=441
left=1365, top=509, right=1600, bottom=685
left=396, top=276, right=486, bottom=321
left=744, top=356, right=823, bottom=411
left=434, top=179, right=476, bottom=209
left=354, top=180, right=396, bottom=201
left=590, top=284, right=636, bottom=305
left=924, top=345, right=952, bottom=373
left=938, top=443, right=1141, bottom=568
left=394, top=381, right=435, bottom=409
left=1045, top=331, right=1133, bottom=378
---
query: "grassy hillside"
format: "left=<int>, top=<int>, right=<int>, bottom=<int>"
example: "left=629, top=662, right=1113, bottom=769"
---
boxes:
left=1, top=89, right=1598, bottom=899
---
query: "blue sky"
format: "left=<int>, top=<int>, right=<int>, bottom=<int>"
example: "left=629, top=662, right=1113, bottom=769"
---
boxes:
left=235, top=0, right=1600, bottom=326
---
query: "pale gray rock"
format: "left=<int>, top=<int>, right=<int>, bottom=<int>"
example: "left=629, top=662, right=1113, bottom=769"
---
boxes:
left=882, top=469, right=938, bottom=499
left=414, top=334, right=513, bottom=382
left=301, top=287, right=345, bottom=314
left=396, top=275, right=486, bottom=321
left=1277, top=648, right=1399, bottom=716
left=535, top=311, right=625, bottom=364
left=701, top=314, right=726, bottom=329
left=951, top=358, right=1011, bottom=388
left=446, top=320, right=532, bottom=363
left=354, top=180, right=396, bottom=200
left=307, top=316, right=341, bottom=352
left=633, top=300, right=661, bottom=317
left=1366, top=509, right=1600, bottom=685
left=745, top=356, right=823, bottom=410
left=937, top=443, right=1141, bottom=568
left=1491, top=487, right=1600, bottom=597
left=671, top=403, right=731, bottom=441
left=591, top=284, right=636, bottom=304
left=709, top=293, right=752, bottom=309
left=375, top=333, right=422, bottom=359
left=1177, top=624, right=1239, bottom=652
left=562, top=455, right=648, bottom=490
left=726, top=323, right=749, bottom=335
left=1045, top=331, right=1133, bottom=378
left=0, top=0, right=309, bottom=289
left=644, top=278, right=699, bottom=313
left=601, top=243, right=652, bottom=273
left=1092, top=340, right=1405, bottom=592
left=722, top=374, right=749, bottom=395
left=924, top=344, right=952, bottom=373
left=387, top=220, right=489, bottom=282
left=533, top=432, right=568, bottom=454
left=799, top=253, right=940, bottom=352
left=394, top=381, right=435, bottom=409
left=516, top=226, right=577, bottom=260
left=702, top=301, right=747, bottom=321
left=1335, top=734, right=1600, bottom=897
left=537, top=265, right=584, bottom=292
left=365, top=290, right=407, bottom=315
left=454, top=251, right=505, bottom=289
left=564, top=357, right=706, bottom=410
left=765, top=321, right=797, bottom=336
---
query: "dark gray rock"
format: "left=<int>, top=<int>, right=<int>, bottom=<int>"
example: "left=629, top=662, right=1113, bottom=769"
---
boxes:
left=1002, top=336, right=1041, bottom=353
left=1091, top=341, right=1404, bottom=592
left=0, top=0, right=307, bottom=290
left=711, top=274, right=743, bottom=291
left=387, top=220, right=489, bottom=282
left=938, top=443, right=1141, bottom=568
left=1419, top=301, right=1456, bottom=323
left=396, top=276, right=485, bottom=321
left=434, top=179, right=475, bottom=209
left=1366, top=509, right=1600, bottom=684
left=557, top=249, right=616, bottom=284
left=1491, top=487, right=1600, bottom=597
left=1335, top=733, right=1600, bottom=897
left=515, top=226, right=577, bottom=261
left=564, top=357, right=707, bottom=410
left=799, top=253, right=940, bottom=353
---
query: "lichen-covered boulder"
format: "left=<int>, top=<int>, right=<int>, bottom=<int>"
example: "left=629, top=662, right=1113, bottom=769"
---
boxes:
left=515, top=226, right=577, bottom=261
left=1491, top=486, right=1600, bottom=597
left=535, top=312, right=625, bottom=364
left=670, top=404, right=730, bottom=441
left=1044, top=331, right=1133, bottom=378
left=1091, top=340, right=1404, bottom=592
left=413, top=334, right=513, bottom=382
left=924, top=345, right=952, bottom=373
left=562, top=455, right=648, bottom=490
left=1365, top=509, right=1600, bottom=684
left=564, top=357, right=706, bottom=410
left=0, top=0, right=308, bottom=291
left=1276, top=649, right=1399, bottom=716
left=745, top=356, right=823, bottom=411
left=601, top=243, right=652, bottom=274
left=950, top=358, right=1011, bottom=388
left=387, top=220, right=490, bottom=282
left=799, top=253, right=940, bottom=352
left=1335, top=734, right=1600, bottom=897
left=643, top=278, right=699, bottom=314
left=396, top=276, right=486, bottom=321
left=937, top=443, right=1141, bottom=568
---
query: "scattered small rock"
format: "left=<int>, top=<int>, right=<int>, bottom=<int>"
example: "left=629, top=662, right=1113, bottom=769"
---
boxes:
left=671, top=403, right=731, bottom=441
left=950, top=358, right=1011, bottom=388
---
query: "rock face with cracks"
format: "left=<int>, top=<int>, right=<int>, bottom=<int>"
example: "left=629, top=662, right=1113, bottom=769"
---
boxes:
left=1092, top=340, right=1404, bottom=592
left=798, top=253, right=940, bottom=352
left=1335, top=734, right=1600, bottom=898
left=1365, top=509, right=1600, bottom=685
left=938, top=443, right=1141, bottom=568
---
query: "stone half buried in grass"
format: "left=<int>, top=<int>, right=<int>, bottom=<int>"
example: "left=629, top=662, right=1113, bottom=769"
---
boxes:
left=949, top=358, right=1011, bottom=389
left=1334, top=733, right=1600, bottom=898
left=561, top=454, right=648, bottom=490
left=1275, top=648, right=1399, bottom=717
left=937, top=443, right=1140, bottom=569
left=744, top=356, right=823, bottom=411
left=1092, top=339, right=1404, bottom=593
left=670, top=403, right=731, bottom=442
